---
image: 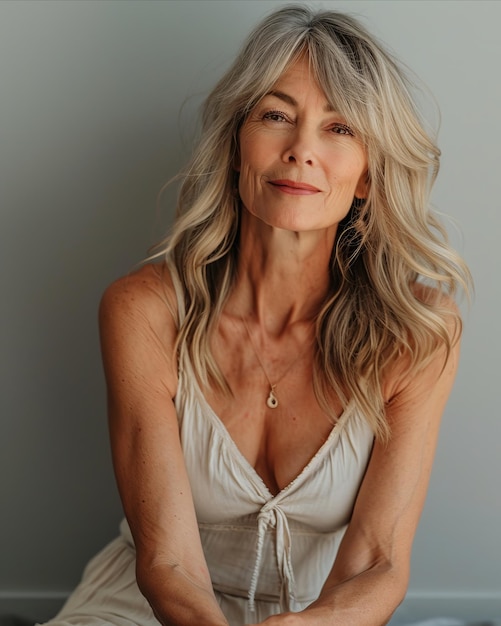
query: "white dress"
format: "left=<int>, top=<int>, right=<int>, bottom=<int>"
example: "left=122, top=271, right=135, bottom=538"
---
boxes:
left=41, top=372, right=374, bottom=625
left=41, top=272, right=375, bottom=626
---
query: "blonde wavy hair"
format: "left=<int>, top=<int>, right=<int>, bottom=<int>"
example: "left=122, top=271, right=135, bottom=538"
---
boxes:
left=154, top=4, right=471, bottom=440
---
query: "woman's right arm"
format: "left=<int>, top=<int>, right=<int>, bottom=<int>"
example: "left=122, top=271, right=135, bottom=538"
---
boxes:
left=99, top=264, right=228, bottom=626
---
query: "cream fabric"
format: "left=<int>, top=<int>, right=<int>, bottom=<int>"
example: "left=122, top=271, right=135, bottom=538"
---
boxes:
left=42, top=370, right=373, bottom=625
left=177, top=362, right=375, bottom=622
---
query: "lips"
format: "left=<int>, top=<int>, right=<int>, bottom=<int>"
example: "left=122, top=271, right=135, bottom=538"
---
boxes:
left=268, top=179, right=321, bottom=195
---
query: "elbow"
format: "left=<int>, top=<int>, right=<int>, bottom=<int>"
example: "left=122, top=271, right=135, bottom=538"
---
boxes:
left=367, top=559, right=410, bottom=624
left=362, top=553, right=411, bottom=615
left=386, top=560, right=410, bottom=612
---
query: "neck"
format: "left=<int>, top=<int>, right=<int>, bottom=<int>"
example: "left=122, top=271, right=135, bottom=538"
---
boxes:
left=228, top=210, right=336, bottom=336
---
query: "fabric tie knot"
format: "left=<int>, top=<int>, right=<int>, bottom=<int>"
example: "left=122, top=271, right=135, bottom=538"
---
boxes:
left=248, top=503, right=296, bottom=613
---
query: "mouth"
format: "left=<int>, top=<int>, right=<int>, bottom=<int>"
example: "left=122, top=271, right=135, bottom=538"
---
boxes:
left=268, top=179, right=321, bottom=195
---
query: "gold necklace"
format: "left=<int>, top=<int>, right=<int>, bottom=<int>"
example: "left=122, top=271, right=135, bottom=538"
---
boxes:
left=241, top=316, right=311, bottom=409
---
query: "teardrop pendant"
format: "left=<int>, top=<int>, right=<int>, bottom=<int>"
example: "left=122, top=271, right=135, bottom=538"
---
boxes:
left=266, top=388, right=278, bottom=409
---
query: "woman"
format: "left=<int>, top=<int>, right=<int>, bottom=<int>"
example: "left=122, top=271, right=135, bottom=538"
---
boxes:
left=43, top=5, right=470, bottom=626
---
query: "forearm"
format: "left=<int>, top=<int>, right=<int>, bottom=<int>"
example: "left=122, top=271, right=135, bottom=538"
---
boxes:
left=137, top=561, right=229, bottom=626
left=299, top=562, right=406, bottom=626
left=248, top=563, right=406, bottom=626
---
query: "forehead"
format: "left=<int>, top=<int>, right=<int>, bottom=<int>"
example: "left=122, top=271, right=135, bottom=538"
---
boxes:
left=264, top=56, right=336, bottom=112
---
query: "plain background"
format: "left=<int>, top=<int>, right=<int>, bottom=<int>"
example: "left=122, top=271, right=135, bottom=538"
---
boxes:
left=1, top=0, right=500, bottom=622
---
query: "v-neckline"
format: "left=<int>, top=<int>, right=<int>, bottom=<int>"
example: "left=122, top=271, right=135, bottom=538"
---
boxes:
left=192, top=378, right=350, bottom=500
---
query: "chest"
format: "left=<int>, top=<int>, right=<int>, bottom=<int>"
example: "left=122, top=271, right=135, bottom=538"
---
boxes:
left=205, top=326, right=340, bottom=495
left=177, top=367, right=375, bottom=530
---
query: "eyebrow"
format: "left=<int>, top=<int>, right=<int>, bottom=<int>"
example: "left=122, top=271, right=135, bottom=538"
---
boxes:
left=267, top=89, right=336, bottom=113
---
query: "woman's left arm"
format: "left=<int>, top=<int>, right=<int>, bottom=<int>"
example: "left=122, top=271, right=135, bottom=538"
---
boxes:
left=251, top=320, right=461, bottom=625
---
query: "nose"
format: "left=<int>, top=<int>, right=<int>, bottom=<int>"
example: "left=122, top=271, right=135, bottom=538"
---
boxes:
left=281, top=126, right=315, bottom=166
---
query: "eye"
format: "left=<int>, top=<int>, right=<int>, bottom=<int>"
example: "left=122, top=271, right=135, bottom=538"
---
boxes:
left=331, top=123, right=355, bottom=136
left=262, top=110, right=290, bottom=123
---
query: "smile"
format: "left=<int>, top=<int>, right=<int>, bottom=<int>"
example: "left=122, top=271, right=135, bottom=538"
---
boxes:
left=268, top=179, right=321, bottom=195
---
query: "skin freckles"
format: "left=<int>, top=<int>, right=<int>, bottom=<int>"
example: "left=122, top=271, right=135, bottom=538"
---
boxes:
left=237, top=56, right=368, bottom=238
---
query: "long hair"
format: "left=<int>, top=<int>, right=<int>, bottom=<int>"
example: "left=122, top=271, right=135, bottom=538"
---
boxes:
left=153, top=4, right=471, bottom=440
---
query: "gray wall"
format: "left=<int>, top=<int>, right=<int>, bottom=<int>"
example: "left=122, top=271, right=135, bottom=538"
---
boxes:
left=1, top=1, right=500, bottom=622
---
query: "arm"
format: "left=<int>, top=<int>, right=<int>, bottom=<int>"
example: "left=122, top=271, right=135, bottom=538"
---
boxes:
left=251, top=311, right=461, bottom=626
left=99, top=264, right=228, bottom=626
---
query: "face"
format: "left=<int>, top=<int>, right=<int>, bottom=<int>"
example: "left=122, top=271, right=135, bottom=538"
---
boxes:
left=236, top=56, right=368, bottom=234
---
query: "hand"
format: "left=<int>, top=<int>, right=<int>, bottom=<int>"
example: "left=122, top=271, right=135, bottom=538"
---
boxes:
left=246, top=605, right=334, bottom=626
left=246, top=612, right=302, bottom=626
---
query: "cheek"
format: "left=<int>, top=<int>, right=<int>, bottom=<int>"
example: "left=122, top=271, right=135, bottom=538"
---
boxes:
left=238, top=124, right=279, bottom=174
left=328, top=150, right=367, bottom=188
left=238, top=140, right=264, bottom=173
left=238, top=163, right=259, bottom=206
left=237, top=142, right=269, bottom=201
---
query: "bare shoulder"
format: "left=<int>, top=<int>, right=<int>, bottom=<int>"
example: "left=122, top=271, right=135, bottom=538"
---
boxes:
left=99, top=262, right=178, bottom=330
left=100, top=261, right=177, bottom=310
left=99, top=262, right=179, bottom=396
